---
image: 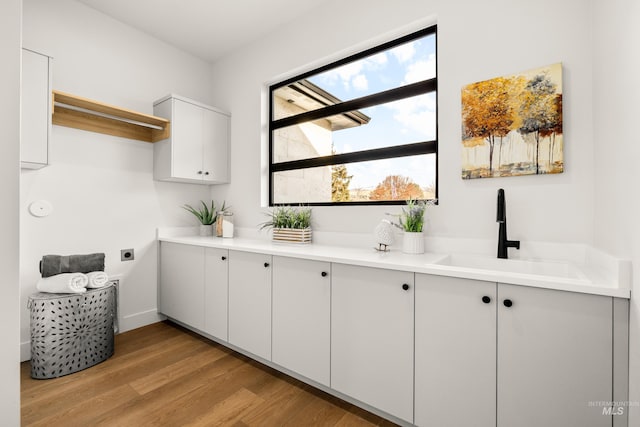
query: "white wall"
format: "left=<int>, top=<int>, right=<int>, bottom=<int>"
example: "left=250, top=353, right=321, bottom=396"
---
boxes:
left=8, top=0, right=635, bottom=423
left=0, top=0, right=22, bottom=422
left=593, top=0, right=640, bottom=422
left=210, top=0, right=595, bottom=245
left=19, top=0, right=214, bottom=359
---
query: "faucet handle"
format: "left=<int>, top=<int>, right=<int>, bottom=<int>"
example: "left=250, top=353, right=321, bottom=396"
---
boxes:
left=497, top=188, right=506, bottom=223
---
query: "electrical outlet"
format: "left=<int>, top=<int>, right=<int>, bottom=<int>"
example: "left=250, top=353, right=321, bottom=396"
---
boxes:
left=120, top=249, right=134, bottom=261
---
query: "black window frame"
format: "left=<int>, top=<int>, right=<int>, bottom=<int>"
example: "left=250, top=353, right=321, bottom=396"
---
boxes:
left=268, top=25, right=438, bottom=206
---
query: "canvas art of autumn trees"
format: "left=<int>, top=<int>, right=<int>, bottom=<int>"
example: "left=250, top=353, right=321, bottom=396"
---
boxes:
left=461, top=63, right=563, bottom=179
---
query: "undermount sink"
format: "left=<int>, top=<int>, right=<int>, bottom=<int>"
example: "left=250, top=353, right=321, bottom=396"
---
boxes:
left=434, top=254, right=587, bottom=280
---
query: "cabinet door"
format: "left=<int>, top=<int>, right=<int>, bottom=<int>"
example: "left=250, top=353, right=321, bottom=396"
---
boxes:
left=272, top=256, right=330, bottom=386
left=228, top=250, right=272, bottom=360
left=159, top=242, right=205, bottom=330
left=204, top=248, right=228, bottom=341
left=202, top=109, right=229, bottom=183
left=21, top=49, right=51, bottom=168
left=331, top=264, right=414, bottom=423
left=415, top=275, right=496, bottom=427
left=497, top=284, right=612, bottom=427
left=171, top=99, right=204, bottom=181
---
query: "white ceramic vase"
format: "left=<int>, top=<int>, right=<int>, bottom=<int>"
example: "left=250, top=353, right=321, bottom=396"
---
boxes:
left=199, top=224, right=213, bottom=236
left=402, top=231, right=425, bottom=254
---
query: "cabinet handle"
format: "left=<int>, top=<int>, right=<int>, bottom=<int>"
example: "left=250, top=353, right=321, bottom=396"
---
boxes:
left=205, top=171, right=210, bottom=175
left=197, top=170, right=203, bottom=175
left=264, top=262, right=270, bottom=268
left=321, top=271, right=328, bottom=277
left=221, top=256, right=227, bottom=261
left=402, top=283, right=410, bottom=291
left=503, top=299, right=513, bottom=308
left=482, top=296, right=491, bottom=304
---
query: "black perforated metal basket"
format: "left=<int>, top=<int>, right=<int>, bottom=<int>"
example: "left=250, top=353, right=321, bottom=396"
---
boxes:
left=28, top=282, right=117, bottom=379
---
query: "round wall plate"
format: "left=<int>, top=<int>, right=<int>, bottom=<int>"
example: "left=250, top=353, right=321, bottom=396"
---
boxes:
left=29, top=200, right=53, bottom=217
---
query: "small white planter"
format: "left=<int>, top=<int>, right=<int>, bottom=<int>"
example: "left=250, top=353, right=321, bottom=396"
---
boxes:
left=272, top=227, right=312, bottom=244
left=199, top=224, right=213, bottom=236
left=402, top=231, right=425, bottom=254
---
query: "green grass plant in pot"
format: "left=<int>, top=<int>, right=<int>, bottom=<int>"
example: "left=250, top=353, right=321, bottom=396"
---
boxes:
left=260, top=206, right=312, bottom=243
left=390, top=198, right=434, bottom=254
left=183, top=200, right=218, bottom=236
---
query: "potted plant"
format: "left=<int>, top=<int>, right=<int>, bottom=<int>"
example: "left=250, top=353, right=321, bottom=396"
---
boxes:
left=182, top=200, right=218, bottom=236
left=260, top=206, right=312, bottom=243
left=390, top=199, right=434, bottom=254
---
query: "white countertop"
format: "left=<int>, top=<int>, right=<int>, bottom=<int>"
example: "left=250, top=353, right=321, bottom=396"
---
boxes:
left=158, top=232, right=631, bottom=299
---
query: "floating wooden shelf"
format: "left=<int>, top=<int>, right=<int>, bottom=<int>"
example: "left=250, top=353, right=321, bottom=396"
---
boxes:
left=52, top=90, right=170, bottom=143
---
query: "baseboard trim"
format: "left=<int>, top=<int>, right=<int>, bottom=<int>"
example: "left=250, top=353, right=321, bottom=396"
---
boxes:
left=20, top=341, right=30, bottom=362
left=120, top=309, right=164, bottom=333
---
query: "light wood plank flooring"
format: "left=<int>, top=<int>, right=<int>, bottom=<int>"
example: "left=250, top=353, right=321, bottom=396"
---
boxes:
left=21, top=321, right=398, bottom=426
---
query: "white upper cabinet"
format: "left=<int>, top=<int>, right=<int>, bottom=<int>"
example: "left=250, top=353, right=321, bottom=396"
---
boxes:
left=153, top=94, right=229, bottom=184
left=21, top=48, right=52, bottom=169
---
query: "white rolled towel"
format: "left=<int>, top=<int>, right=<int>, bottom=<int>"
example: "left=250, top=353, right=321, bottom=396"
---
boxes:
left=36, top=273, right=88, bottom=294
left=87, top=271, right=109, bottom=288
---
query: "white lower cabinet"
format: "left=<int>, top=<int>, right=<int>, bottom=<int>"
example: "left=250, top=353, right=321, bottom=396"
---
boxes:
left=228, top=250, right=272, bottom=360
left=497, top=283, right=612, bottom=427
left=159, top=242, right=622, bottom=427
left=272, top=256, right=331, bottom=386
left=331, top=264, right=414, bottom=423
left=415, top=275, right=497, bottom=427
left=415, top=274, right=613, bottom=427
left=159, top=242, right=205, bottom=330
left=204, top=248, right=229, bottom=341
left=159, top=243, right=228, bottom=338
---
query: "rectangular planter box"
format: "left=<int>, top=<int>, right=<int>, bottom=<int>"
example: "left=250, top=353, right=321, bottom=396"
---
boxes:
left=272, top=227, right=312, bottom=244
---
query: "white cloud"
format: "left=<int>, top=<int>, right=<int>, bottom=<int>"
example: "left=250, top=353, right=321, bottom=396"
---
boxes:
left=398, top=109, right=437, bottom=139
left=390, top=41, right=416, bottom=63
left=386, top=95, right=437, bottom=139
left=348, top=156, right=433, bottom=189
left=319, top=61, right=363, bottom=90
left=342, top=143, right=353, bottom=153
left=352, top=74, right=368, bottom=91
left=313, top=52, right=391, bottom=94
left=406, top=155, right=436, bottom=187
left=367, top=52, right=388, bottom=66
left=403, top=54, right=436, bottom=84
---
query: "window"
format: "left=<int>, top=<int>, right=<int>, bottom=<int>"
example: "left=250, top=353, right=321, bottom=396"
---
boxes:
left=269, top=26, right=437, bottom=205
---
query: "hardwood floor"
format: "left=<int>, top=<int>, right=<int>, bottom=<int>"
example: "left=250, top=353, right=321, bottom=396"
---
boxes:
left=21, top=321, right=398, bottom=426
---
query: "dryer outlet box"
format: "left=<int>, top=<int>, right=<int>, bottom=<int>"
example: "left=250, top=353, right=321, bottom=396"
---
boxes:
left=120, top=249, right=134, bottom=261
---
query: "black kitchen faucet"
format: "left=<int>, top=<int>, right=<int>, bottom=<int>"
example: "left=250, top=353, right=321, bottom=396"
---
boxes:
left=497, top=188, right=520, bottom=259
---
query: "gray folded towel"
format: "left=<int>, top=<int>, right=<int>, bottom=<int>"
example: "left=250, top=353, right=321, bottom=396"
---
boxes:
left=40, top=253, right=105, bottom=278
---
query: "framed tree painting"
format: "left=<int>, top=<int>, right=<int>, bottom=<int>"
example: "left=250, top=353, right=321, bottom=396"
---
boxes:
left=461, top=63, right=563, bottom=179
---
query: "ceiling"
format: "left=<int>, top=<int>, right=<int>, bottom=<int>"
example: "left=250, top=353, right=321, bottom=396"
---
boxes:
left=76, top=0, right=329, bottom=63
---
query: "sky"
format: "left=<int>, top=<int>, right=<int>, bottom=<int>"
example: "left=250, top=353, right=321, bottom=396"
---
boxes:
left=307, top=33, right=437, bottom=190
